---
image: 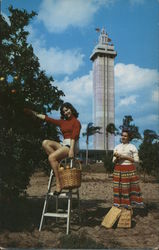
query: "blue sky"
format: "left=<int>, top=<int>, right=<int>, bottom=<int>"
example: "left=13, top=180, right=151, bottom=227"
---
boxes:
left=2, top=0, right=159, bottom=149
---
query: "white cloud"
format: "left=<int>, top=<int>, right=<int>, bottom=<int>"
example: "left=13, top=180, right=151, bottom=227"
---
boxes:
left=2, top=12, right=10, bottom=25
left=118, top=95, right=138, bottom=107
left=52, top=74, right=93, bottom=149
left=54, top=71, right=93, bottom=105
left=26, top=25, right=46, bottom=48
left=115, top=63, right=159, bottom=92
left=136, top=114, right=159, bottom=130
left=80, top=123, right=94, bottom=149
left=114, top=64, right=159, bottom=135
left=37, top=47, right=84, bottom=76
left=152, top=89, right=159, bottom=102
left=38, top=0, right=113, bottom=33
left=27, top=25, right=84, bottom=76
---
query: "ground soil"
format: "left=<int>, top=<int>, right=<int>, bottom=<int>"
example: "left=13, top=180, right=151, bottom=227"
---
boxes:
left=0, top=164, right=159, bottom=249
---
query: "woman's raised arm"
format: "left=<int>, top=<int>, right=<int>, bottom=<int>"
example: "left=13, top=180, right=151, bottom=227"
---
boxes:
left=24, top=108, right=45, bottom=120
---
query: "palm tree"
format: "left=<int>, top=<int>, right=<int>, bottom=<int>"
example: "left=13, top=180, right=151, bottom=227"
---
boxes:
left=119, top=115, right=142, bottom=140
left=106, top=123, right=119, bottom=153
left=105, top=123, right=119, bottom=176
left=82, top=122, right=102, bottom=165
left=143, top=129, right=159, bottom=143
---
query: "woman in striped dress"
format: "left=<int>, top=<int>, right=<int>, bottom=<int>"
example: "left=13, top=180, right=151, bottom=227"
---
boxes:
left=112, top=130, right=144, bottom=208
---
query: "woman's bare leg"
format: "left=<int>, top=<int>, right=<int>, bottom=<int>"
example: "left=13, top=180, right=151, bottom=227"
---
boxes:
left=42, top=139, right=61, bottom=155
left=48, top=147, right=69, bottom=192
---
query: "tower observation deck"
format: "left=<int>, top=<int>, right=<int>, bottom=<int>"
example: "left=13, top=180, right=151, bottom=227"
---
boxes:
left=90, top=29, right=117, bottom=150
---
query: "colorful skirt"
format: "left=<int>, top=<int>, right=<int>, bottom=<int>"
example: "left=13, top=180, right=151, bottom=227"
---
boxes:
left=113, top=164, right=143, bottom=207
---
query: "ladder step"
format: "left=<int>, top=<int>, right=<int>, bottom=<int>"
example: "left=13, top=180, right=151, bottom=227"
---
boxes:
left=48, top=192, right=70, bottom=198
left=44, top=212, right=68, bottom=218
left=39, top=169, right=80, bottom=234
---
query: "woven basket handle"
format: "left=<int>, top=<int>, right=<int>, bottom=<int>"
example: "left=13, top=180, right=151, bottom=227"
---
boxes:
left=70, top=158, right=73, bottom=168
left=60, top=157, right=82, bottom=170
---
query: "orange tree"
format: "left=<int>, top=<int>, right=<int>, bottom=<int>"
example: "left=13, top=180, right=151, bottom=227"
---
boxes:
left=0, top=7, right=64, bottom=199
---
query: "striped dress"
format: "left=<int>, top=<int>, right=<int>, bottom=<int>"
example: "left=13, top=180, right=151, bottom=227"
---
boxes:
left=113, top=143, right=143, bottom=207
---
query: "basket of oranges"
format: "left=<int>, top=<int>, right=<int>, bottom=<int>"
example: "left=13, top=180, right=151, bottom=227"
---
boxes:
left=58, top=158, right=82, bottom=189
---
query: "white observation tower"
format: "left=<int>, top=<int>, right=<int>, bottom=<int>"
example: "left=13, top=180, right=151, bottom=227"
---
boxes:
left=90, top=28, right=117, bottom=150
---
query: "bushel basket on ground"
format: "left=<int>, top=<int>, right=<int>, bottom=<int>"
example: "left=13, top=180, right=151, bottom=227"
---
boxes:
left=58, top=158, right=82, bottom=189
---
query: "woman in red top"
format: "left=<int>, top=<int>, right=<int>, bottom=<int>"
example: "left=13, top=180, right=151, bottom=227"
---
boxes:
left=24, top=102, right=81, bottom=195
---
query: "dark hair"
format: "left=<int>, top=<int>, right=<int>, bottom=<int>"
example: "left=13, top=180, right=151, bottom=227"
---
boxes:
left=60, top=102, right=79, bottom=119
left=122, top=129, right=132, bottom=141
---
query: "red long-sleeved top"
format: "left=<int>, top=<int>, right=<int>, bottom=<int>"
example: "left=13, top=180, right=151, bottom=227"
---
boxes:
left=45, top=115, right=81, bottom=140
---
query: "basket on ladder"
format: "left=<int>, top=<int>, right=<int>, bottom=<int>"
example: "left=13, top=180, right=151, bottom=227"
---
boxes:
left=58, top=158, right=82, bottom=189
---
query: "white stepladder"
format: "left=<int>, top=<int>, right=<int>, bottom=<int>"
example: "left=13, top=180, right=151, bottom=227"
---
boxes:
left=39, top=159, right=80, bottom=235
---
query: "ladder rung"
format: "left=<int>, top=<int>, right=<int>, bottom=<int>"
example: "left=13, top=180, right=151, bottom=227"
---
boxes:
left=39, top=169, right=80, bottom=234
left=48, top=192, right=70, bottom=198
left=44, top=212, right=68, bottom=218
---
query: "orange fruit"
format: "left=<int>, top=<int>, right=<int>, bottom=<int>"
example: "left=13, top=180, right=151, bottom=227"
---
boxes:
left=59, top=167, right=64, bottom=171
left=11, top=89, right=16, bottom=94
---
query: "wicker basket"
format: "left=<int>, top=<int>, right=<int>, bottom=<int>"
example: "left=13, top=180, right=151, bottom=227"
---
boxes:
left=58, top=158, right=82, bottom=189
left=101, top=206, right=122, bottom=228
left=117, top=208, right=132, bottom=228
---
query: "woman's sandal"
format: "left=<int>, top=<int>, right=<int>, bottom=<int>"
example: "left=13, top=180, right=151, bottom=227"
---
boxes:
left=53, top=183, right=61, bottom=196
left=53, top=190, right=61, bottom=196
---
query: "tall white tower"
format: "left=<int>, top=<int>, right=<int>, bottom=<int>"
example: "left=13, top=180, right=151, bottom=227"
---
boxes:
left=90, top=29, right=117, bottom=150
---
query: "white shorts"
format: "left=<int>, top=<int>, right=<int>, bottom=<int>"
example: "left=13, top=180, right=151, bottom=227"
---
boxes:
left=61, top=139, right=79, bottom=154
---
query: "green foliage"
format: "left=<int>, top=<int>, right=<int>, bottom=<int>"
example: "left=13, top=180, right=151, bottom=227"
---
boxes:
left=0, top=130, right=41, bottom=198
left=103, top=150, right=115, bottom=173
left=142, top=129, right=159, bottom=143
left=106, top=117, right=158, bottom=177
left=0, top=7, right=64, bottom=199
left=139, top=130, right=159, bottom=177
left=82, top=122, right=102, bottom=144
left=106, top=123, right=119, bottom=135
left=82, top=122, right=102, bottom=165
left=119, top=115, right=141, bottom=141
